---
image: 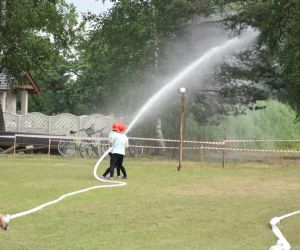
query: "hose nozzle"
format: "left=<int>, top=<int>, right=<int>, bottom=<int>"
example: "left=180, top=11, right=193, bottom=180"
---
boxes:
left=1, top=214, right=10, bottom=231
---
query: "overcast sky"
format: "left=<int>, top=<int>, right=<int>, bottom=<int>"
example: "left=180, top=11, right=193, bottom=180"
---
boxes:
left=65, top=0, right=114, bottom=14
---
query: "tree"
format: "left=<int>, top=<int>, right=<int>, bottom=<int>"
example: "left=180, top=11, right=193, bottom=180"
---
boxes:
left=0, top=0, right=79, bottom=126
left=0, top=0, right=77, bottom=77
left=77, top=0, right=196, bottom=116
left=226, top=0, right=300, bottom=115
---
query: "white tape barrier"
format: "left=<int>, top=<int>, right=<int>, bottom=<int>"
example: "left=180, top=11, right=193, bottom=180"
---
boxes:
left=3, top=134, right=298, bottom=153
left=128, top=136, right=225, bottom=145
left=3, top=134, right=300, bottom=143
left=269, top=211, right=300, bottom=250
left=7, top=134, right=300, bottom=153
left=0, top=135, right=15, bottom=138
left=7, top=147, right=127, bottom=225
left=203, top=146, right=300, bottom=154
left=14, top=134, right=224, bottom=145
left=226, top=139, right=300, bottom=143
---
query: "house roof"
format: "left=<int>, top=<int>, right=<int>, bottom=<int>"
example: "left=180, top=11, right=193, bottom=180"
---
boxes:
left=0, top=71, right=40, bottom=95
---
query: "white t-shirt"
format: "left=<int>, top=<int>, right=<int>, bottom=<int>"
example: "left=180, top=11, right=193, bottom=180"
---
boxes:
left=111, top=133, right=129, bottom=155
left=108, top=131, right=118, bottom=140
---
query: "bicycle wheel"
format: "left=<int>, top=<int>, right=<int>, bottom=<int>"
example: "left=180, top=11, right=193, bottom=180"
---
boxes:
left=128, top=141, right=144, bottom=158
left=79, top=142, right=93, bottom=158
left=58, top=141, right=76, bottom=157
left=91, top=142, right=102, bottom=158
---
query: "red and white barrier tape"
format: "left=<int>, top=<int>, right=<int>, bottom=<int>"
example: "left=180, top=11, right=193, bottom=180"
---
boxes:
left=202, top=146, right=300, bottom=153
left=1, top=134, right=300, bottom=154
left=225, top=139, right=300, bottom=143
left=2, top=134, right=300, bottom=145
left=130, top=145, right=300, bottom=154
left=128, top=136, right=225, bottom=145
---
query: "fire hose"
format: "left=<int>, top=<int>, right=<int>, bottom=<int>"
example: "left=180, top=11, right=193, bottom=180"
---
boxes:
left=1, top=147, right=127, bottom=230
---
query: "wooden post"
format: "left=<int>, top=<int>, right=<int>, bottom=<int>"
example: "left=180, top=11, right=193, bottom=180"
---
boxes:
left=13, top=135, right=16, bottom=157
left=178, top=93, right=185, bottom=171
left=48, top=139, right=51, bottom=159
left=222, top=135, right=227, bottom=168
left=201, top=144, right=204, bottom=163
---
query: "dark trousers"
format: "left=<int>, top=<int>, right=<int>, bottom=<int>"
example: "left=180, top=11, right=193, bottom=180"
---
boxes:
left=102, top=153, right=127, bottom=178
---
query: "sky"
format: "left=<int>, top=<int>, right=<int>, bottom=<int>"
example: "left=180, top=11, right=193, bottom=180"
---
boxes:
left=65, top=0, right=114, bottom=14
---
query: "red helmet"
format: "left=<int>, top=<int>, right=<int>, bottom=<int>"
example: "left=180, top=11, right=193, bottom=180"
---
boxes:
left=117, top=123, right=126, bottom=133
left=112, top=122, right=119, bottom=131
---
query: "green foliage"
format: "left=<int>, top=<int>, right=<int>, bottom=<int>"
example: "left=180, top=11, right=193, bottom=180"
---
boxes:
left=29, top=56, right=81, bottom=115
left=0, top=0, right=87, bottom=117
left=0, top=0, right=77, bottom=79
left=227, top=0, right=300, bottom=115
left=77, top=0, right=196, bottom=114
left=188, top=99, right=300, bottom=149
left=2, top=0, right=299, bottom=135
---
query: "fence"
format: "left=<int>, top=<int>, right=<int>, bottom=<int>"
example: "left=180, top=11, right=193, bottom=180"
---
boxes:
left=3, top=112, right=114, bottom=136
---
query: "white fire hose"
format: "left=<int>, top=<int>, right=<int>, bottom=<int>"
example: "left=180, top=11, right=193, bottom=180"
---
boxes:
left=2, top=147, right=127, bottom=230
left=1, top=147, right=300, bottom=250
left=269, top=211, right=300, bottom=250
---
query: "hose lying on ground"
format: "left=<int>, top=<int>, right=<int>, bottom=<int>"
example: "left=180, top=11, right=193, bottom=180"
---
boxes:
left=269, top=210, right=300, bottom=250
left=3, top=147, right=126, bottom=230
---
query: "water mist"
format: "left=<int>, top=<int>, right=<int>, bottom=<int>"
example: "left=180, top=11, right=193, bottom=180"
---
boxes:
left=126, top=28, right=259, bottom=134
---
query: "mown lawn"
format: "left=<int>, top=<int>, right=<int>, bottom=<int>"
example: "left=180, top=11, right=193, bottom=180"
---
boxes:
left=0, top=155, right=300, bottom=250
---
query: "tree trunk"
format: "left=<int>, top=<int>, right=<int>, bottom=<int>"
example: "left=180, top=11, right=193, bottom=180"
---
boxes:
left=153, top=18, right=166, bottom=152
left=193, top=0, right=200, bottom=25
left=191, top=0, right=200, bottom=36
left=0, top=1, right=7, bottom=132
left=156, top=118, right=165, bottom=152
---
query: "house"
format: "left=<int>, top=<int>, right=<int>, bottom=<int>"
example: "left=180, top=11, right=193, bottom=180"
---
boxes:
left=0, top=71, right=40, bottom=115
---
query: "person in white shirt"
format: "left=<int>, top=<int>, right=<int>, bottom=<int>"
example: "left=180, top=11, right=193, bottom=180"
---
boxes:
left=110, top=123, right=128, bottom=179
left=101, top=122, right=128, bottom=179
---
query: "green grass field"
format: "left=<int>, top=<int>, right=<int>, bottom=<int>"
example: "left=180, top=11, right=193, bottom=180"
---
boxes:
left=0, top=155, right=300, bottom=250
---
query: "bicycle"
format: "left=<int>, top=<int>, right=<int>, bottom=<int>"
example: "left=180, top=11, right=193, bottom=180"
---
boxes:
left=57, top=129, right=88, bottom=157
left=79, top=124, right=109, bottom=158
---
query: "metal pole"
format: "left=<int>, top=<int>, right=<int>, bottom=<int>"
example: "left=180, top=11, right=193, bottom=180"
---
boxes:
left=178, top=94, right=185, bottom=171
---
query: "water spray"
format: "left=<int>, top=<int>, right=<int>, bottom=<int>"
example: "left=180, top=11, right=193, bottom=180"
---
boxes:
left=126, top=28, right=259, bottom=133
left=2, top=28, right=260, bottom=231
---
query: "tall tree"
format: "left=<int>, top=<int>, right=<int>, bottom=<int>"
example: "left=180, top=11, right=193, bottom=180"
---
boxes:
left=0, top=0, right=78, bottom=125
left=226, top=0, right=300, bottom=115
left=77, top=0, right=196, bottom=118
left=0, top=0, right=77, bottom=80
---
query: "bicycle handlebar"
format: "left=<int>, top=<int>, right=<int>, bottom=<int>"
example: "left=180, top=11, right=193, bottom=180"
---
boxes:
left=70, top=124, right=106, bottom=137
